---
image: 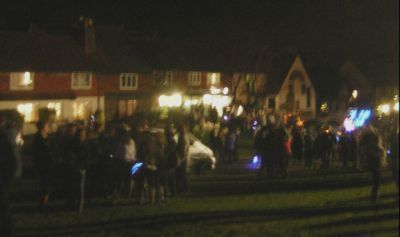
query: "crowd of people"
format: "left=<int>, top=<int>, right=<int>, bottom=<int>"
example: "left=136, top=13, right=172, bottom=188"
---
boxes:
left=252, top=112, right=399, bottom=203
left=31, top=119, right=195, bottom=210
left=0, top=106, right=398, bottom=236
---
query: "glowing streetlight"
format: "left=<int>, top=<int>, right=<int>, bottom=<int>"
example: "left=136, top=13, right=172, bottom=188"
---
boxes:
left=158, top=93, right=182, bottom=107
left=394, top=102, right=399, bottom=112
left=377, top=104, right=391, bottom=115
left=222, top=87, right=229, bottom=95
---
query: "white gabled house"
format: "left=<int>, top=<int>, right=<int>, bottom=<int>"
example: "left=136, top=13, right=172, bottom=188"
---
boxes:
left=265, top=55, right=317, bottom=118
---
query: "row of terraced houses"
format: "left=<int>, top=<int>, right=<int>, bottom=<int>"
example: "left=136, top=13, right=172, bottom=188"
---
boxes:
left=0, top=21, right=322, bottom=133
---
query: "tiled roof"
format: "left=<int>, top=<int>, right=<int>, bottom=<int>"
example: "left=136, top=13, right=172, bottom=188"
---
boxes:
left=0, top=29, right=91, bottom=72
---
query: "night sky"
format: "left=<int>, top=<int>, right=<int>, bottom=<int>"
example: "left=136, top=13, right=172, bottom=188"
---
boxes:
left=1, top=0, right=398, bottom=86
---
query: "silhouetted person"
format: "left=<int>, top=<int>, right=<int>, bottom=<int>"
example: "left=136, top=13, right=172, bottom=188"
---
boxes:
left=274, top=125, right=290, bottom=177
left=349, top=132, right=358, bottom=168
left=59, top=123, right=81, bottom=209
left=304, top=130, right=314, bottom=169
left=32, top=121, right=53, bottom=211
left=318, top=128, right=335, bottom=169
left=112, top=126, right=136, bottom=205
left=225, top=126, right=237, bottom=164
left=360, top=128, right=385, bottom=203
left=176, top=123, right=190, bottom=193
left=339, top=132, right=351, bottom=167
left=291, top=127, right=304, bottom=163
left=132, top=121, right=150, bottom=205
left=164, top=126, right=178, bottom=197
left=390, top=130, right=399, bottom=192
left=0, top=121, right=22, bottom=236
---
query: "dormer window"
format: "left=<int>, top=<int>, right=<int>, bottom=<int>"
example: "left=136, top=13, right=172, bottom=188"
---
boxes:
left=10, top=72, right=34, bottom=90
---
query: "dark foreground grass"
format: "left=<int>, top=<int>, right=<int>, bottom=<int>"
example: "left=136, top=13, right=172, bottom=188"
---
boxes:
left=11, top=168, right=399, bottom=237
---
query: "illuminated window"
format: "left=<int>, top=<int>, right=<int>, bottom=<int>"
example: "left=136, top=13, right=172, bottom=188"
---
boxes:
left=188, top=71, right=202, bottom=86
left=73, top=102, right=89, bottom=120
left=118, top=99, right=137, bottom=117
left=245, top=73, right=255, bottom=82
left=120, top=73, right=138, bottom=90
left=47, top=102, right=62, bottom=119
left=207, top=72, right=221, bottom=86
left=17, top=103, right=34, bottom=122
left=164, top=71, right=173, bottom=85
left=10, top=72, right=34, bottom=90
left=245, top=73, right=255, bottom=91
left=71, top=72, right=92, bottom=89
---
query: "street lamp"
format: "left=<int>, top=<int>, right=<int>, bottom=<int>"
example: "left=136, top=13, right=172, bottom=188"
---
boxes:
left=377, top=104, right=391, bottom=115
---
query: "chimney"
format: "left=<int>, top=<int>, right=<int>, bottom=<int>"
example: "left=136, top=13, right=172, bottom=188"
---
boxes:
left=83, top=17, right=96, bottom=54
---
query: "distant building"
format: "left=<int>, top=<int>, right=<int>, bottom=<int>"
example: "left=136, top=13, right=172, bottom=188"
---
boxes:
left=0, top=23, right=321, bottom=132
left=264, top=55, right=317, bottom=119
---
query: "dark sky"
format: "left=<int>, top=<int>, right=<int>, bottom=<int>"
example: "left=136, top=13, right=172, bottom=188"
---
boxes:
left=0, top=0, right=398, bottom=85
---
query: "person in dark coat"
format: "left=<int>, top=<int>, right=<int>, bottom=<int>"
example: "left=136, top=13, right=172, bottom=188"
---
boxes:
left=319, top=128, right=335, bottom=169
left=339, top=132, right=351, bottom=168
left=349, top=132, right=358, bottom=168
left=291, top=127, right=304, bottom=164
left=304, top=129, right=314, bottom=169
left=389, top=130, right=399, bottom=192
left=176, top=123, right=190, bottom=193
left=273, top=125, right=290, bottom=177
left=0, top=121, right=22, bottom=236
left=359, top=128, right=385, bottom=203
left=225, top=126, right=237, bottom=164
left=32, top=120, right=53, bottom=211
left=164, top=126, right=179, bottom=197
left=132, top=123, right=150, bottom=205
left=59, top=123, right=80, bottom=208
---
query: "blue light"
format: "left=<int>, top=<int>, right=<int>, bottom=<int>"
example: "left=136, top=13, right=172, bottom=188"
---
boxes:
left=252, top=156, right=259, bottom=164
left=246, top=155, right=261, bottom=170
left=131, top=162, right=143, bottom=175
left=345, top=109, right=372, bottom=130
left=349, top=110, right=357, bottom=120
left=387, top=150, right=391, bottom=155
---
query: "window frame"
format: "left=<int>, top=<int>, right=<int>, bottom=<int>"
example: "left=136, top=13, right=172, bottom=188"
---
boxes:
left=207, top=72, right=221, bottom=86
left=10, top=72, right=34, bottom=91
left=119, top=73, right=139, bottom=90
left=188, top=71, right=202, bottom=86
left=71, top=72, right=92, bottom=90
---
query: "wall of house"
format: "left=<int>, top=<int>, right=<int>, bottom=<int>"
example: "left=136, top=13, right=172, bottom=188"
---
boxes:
left=0, top=72, right=99, bottom=96
left=276, top=56, right=316, bottom=118
left=232, top=73, right=266, bottom=106
left=0, top=70, right=243, bottom=123
left=0, top=96, right=104, bottom=134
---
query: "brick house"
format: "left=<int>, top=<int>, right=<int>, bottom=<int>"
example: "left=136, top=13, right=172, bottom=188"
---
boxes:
left=0, top=23, right=318, bottom=132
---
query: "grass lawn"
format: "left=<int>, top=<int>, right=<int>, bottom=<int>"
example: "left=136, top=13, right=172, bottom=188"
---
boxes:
left=11, top=134, right=399, bottom=237
left=11, top=168, right=399, bottom=237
